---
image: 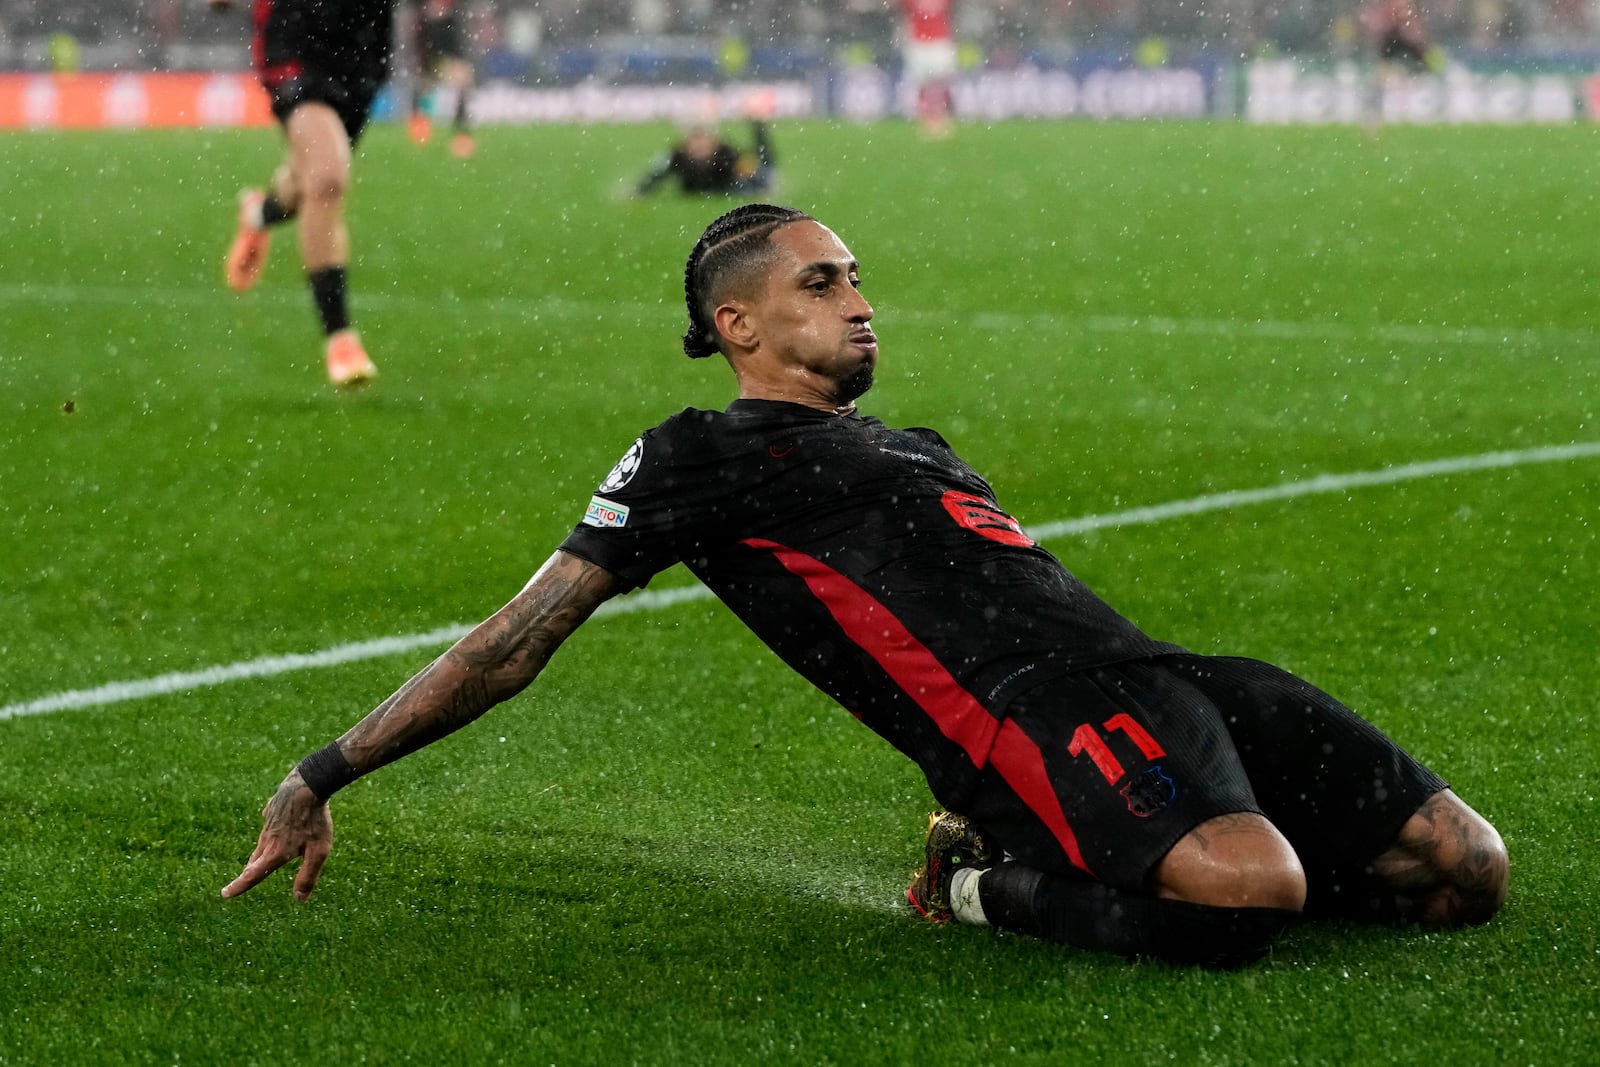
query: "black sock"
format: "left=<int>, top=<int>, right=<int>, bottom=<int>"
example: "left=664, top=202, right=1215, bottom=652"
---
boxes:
left=307, top=266, right=350, bottom=336
left=261, top=193, right=293, bottom=227
left=454, top=94, right=471, bottom=132
left=978, top=863, right=1298, bottom=969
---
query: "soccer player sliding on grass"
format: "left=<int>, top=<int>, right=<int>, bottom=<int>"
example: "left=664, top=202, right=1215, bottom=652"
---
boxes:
left=223, top=205, right=1508, bottom=967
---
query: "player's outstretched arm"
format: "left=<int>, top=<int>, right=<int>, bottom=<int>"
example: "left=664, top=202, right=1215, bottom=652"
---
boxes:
left=635, top=153, right=674, bottom=196
left=220, top=550, right=626, bottom=902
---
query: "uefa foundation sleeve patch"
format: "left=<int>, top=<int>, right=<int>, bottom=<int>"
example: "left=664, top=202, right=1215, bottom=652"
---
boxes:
left=583, top=496, right=630, bottom=528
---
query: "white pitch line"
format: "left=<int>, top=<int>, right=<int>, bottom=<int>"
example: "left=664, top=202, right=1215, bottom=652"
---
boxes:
left=1028, top=440, right=1600, bottom=540
left=969, top=309, right=1592, bottom=350
left=4, top=440, right=1598, bottom=723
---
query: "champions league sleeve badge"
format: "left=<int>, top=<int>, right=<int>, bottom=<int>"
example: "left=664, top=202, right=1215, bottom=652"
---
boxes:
left=582, top=437, right=644, bottom=529
left=598, top=437, right=644, bottom=494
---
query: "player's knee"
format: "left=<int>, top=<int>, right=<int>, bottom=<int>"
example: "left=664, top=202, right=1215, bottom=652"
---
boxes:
left=1250, top=862, right=1308, bottom=913
left=270, top=163, right=298, bottom=205
left=1191, top=860, right=1307, bottom=913
left=300, top=165, right=349, bottom=205
left=1156, top=813, right=1308, bottom=913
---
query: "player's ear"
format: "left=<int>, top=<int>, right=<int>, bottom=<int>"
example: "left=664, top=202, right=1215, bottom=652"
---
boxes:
left=713, top=300, right=758, bottom=353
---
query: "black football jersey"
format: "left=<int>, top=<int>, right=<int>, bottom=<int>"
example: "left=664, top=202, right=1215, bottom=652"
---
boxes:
left=668, top=144, right=745, bottom=193
left=559, top=399, right=1183, bottom=806
left=256, top=0, right=396, bottom=75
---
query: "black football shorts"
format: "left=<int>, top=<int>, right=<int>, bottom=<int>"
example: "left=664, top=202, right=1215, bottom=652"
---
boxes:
left=262, top=64, right=383, bottom=143
left=965, top=655, right=1445, bottom=913
left=255, top=3, right=389, bottom=142
left=418, top=16, right=467, bottom=70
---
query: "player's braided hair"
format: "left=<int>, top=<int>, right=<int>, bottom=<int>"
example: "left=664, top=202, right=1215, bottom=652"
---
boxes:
left=681, top=203, right=814, bottom=359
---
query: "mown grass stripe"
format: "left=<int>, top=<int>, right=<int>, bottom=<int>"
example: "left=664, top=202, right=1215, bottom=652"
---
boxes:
left=1, top=282, right=1590, bottom=350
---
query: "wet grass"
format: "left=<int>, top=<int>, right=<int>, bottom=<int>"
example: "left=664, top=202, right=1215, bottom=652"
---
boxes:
left=2, top=118, right=1596, bottom=1065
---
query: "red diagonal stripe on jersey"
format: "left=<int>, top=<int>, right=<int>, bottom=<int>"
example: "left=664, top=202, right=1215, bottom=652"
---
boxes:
left=743, top=537, right=1093, bottom=877
left=989, top=718, right=1093, bottom=876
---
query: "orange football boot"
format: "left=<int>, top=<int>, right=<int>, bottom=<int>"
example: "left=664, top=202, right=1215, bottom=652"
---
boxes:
left=224, top=189, right=271, bottom=293
left=325, top=329, right=377, bottom=388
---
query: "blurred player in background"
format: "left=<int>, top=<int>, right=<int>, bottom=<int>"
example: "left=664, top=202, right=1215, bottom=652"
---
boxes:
left=408, top=0, right=477, bottom=158
left=1359, top=0, right=1434, bottom=128
left=1362, top=0, right=1431, bottom=69
left=635, top=107, right=778, bottom=197
left=212, top=0, right=391, bottom=388
left=898, top=0, right=958, bottom=137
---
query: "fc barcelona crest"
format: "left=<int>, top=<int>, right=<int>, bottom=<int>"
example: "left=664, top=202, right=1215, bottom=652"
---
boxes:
left=1121, top=765, right=1176, bottom=818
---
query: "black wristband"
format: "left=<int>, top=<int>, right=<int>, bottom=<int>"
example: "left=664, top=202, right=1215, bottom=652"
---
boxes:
left=296, top=741, right=358, bottom=801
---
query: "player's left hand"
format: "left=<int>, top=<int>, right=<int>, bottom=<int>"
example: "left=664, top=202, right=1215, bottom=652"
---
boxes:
left=220, top=773, right=334, bottom=902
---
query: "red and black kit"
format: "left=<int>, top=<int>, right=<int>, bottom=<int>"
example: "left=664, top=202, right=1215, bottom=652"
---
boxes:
left=560, top=399, right=1443, bottom=910
left=251, top=0, right=396, bottom=140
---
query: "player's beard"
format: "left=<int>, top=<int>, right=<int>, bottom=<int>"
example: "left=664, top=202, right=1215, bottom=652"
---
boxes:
left=837, top=358, right=875, bottom=403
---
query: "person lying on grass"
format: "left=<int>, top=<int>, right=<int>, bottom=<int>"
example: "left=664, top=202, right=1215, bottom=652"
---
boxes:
left=223, top=204, right=1508, bottom=968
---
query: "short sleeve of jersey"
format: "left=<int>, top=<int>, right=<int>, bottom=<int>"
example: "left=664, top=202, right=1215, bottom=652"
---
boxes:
left=557, top=413, right=717, bottom=589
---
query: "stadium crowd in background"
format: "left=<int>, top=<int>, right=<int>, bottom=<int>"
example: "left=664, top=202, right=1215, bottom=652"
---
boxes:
left=0, top=1, right=1590, bottom=74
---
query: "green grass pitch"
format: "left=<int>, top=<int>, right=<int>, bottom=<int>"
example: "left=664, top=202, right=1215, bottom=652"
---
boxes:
left=2, top=118, right=1597, bottom=1064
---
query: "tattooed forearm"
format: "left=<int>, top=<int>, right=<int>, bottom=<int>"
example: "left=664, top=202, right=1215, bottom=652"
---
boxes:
left=337, top=552, right=624, bottom=775
left=455, top=552, right=618, bottom=682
